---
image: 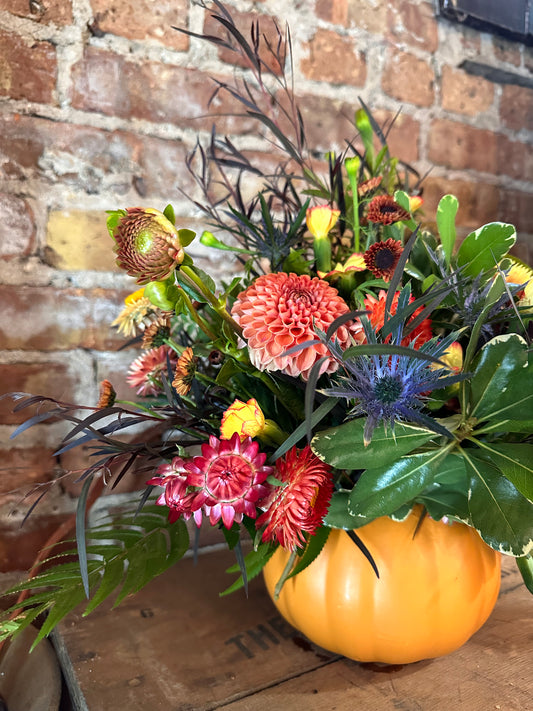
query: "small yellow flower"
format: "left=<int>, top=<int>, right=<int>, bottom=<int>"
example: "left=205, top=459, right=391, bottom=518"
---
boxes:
left=125, top=287, right=146, bottom=305
left=220, top=398, right=266, bottom=441
left=440, top=342, right=463, bottom=373
left=111, top=289, right=154, bottom=337
left=318, top=252, right=366, bottom=279
left=306, top=205, right=341, bottom=240
left=409, top=195, right=424, bottom=213
left=505, top=260, right=533, bottom=307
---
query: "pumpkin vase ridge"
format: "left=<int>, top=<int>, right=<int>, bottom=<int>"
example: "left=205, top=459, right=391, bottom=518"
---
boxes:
left=263, top=507, right=502, bottom=664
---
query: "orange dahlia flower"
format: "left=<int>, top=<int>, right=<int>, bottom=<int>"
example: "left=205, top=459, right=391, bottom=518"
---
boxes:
left=364, top=290, right=432, bottom=348
left=231, top=273, right=362, bottom=380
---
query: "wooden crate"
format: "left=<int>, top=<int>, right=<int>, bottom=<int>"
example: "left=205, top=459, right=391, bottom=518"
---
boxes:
left=53, top=551, right=532, bottom=711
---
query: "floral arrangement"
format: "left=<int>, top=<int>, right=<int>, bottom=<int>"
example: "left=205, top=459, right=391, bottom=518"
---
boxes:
left=2, top=2, right=532, bottom=648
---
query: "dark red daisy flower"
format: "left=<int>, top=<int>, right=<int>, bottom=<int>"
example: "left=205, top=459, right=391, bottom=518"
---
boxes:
left=363, top=238, right=404, bottom=282
left=367, top=195, right=410, bottom=225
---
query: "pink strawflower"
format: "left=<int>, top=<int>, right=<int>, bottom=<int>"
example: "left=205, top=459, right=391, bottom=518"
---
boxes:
left=256, top=445, right=334, bottom=551
left=150, top=434, right=273, bottom=529
left=147, top=458, right=201, bottom=524
left=127, top=345, right=178, bottom=396
left=231, top=272, right=362, bottom=380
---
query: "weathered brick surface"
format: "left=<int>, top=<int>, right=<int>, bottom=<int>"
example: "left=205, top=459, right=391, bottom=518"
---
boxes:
left=315, top=0, right=349, bottom=25
left=0, top=286, right=132, bottom=351
left=370, top=110, right=420, bottom=165
left=441, top=66, right=494, bottom=117
left=0, top=362, right=80, bottom=425
left=492, top=36, right=521, bottom=67
left=0, top=193, right=36, bottom=258
left=428, top=119, right=497, bottom=173
left=382, top=50, right=434, bottom=107
left=70, top=48, right=259, bottom=134
left=45, top=210, right=118, bottom=271
left=90, top=0, right=189, bottom=51
left=301, top=29, right=366, bottom=86
left=500, top=85, right=533, bottom=132
left=422, top=177, right=501, bottom=229
left=0, top=115, right=194, bottom=198
left=0, top=0, right=73, bottom=24
left=346, top=0, right=390, bottom=34
left=386, top=0, right=438, bottom=53
left=0, top=447, right=59, bottom=492
left=499, top=189, right=533, bottom=236
left=0, top=29, right=57, bottom=103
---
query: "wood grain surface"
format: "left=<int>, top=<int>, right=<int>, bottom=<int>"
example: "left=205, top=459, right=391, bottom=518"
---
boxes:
left=53, top=550, right=532, bottom=711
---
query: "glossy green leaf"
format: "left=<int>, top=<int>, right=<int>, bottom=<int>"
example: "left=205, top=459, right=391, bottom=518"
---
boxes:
left=415, top=453, right=470, bottom=522
left=471, top=442, right=533, bottom=502
left=163, top=203, right=175, bottom=224
left=470, top=334, right=533, bottom=423
left=348, top=449, right=448, bottom=521
left=324, top=490, right=363, bottom=529
left=456, top=222, right=516, bottom=278
left=221, top=543, right=275, bottom=596
left=311, top=420, right=436, bottom=471
left=177, top=228, right=196, bottom=247
left=465, top=453, right=533, bottom=556
left=436, top=194, right=458, bottom=266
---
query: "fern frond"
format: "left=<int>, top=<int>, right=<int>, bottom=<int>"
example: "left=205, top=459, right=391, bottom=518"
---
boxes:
left=0, top=505, right=189, bottom=649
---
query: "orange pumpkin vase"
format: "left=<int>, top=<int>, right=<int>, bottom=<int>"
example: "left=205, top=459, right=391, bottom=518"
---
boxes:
left=263, top=506, right=502, bottom=664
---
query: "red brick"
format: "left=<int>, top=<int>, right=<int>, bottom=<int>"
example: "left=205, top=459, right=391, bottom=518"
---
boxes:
left=91, top=0, right=189, bottom=51
left=0, top=115, right=194, bottom=198
left=382, top=51, right=434, bottom=107
left=0, top=29, right=56, bottom=103
left=0, top=0, right=72, bottom=23
left=492, top=36, right=521, bottom=67
left=0, top=447, right=59, bottom=493
left=315, top=0, right=348, bottom=25
left=203, top=8, right=284, bottom=75
left=0, top=194, right=35, bottom=258
left=421, top=177, right=500, bottom=230
left=370, top=110, right=420, bottom=166
left=500, top=85, right=533, bottom=132
left=69, top=48, right=258, bottom=134
left=0, top=286, right=132, bottom=351
left=387, top=0, right=438, bottom=53
left=301, top=29, right=366, bottom=86
left=296, top=93, right=362, bottom=153
left=499, top=189, right=533, bottom=236
left=441, top=66, right=494, bottom=117
left=0, top=362, right=80, bottom=425
left=496, top=135, right=533, bottom=182
left=428, top=119, right=497, bottom=173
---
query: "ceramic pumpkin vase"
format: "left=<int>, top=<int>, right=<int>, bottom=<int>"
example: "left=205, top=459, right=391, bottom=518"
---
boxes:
left=263, top=506, right=502, bottom=664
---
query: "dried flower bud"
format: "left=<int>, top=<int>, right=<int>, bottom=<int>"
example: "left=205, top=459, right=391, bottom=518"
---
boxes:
left=97, top=379, right=116, bottom=409
left=113, top=208, right=185, bottom=285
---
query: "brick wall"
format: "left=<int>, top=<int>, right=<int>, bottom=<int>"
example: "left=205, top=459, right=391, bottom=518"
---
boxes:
left=0, top=0, right=532, bottom=570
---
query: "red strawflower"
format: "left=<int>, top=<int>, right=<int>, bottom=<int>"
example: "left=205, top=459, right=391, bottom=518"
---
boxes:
left=127, top=345, right=178, bottom=396
left=256, top=445, right=334, bottom=551
left=231, top=272, right=363, bottom=380
left=366, top=195, right=410, bottom=225
left=363, top=239, right=403, bottom=282
left=364, top=290, right=433, bottom=347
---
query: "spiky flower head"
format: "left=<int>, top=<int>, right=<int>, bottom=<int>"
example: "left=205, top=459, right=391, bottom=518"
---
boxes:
left=256, top=445, right=334, bottom=551
left=127, top=345, right=178, bottom=397
left=367, top=195, right=410, bottom=225
left=172, top=347, right=198, bottom=396
left=363, top=239, right=404, bottom=282
left=111, top=288, right=156, bottom=337
left=113, top=208, right=185, bottom=284
left=231, top=272, right=363, bottom=380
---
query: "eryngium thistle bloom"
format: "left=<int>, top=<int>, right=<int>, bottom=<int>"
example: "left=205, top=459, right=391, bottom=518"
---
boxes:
left=231, top=272, right=362, bottom=380
left=325, top=335, right=466, bottom=445
left=256, top=445, right=334, bottom=551
left=113, top=208, right=185, bottom=284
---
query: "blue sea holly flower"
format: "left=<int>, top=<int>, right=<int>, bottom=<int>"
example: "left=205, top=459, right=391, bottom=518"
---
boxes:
left=323, top=330, right=467, bottom=446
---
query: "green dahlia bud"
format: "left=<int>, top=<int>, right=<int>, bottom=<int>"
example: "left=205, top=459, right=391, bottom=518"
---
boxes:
left=113, top=207, right=185, bottom=285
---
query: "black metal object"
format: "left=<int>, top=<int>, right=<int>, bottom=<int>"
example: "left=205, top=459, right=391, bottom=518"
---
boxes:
left=436, top=0, right=532, bottom=43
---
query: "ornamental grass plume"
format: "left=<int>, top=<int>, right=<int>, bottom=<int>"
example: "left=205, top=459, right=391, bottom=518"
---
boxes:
left=231, top=272, right=363, bottom=379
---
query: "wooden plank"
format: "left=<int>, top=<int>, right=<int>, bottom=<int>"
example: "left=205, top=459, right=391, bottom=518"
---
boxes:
left=54, top=552, right=531, bottom=711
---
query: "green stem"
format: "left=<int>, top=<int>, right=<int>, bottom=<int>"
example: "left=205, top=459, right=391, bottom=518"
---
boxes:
left=176, top=285, right=218, bottom=341
left=274, top=550, right=298, bottom=600
left=181, top=265, right=243, bottom=338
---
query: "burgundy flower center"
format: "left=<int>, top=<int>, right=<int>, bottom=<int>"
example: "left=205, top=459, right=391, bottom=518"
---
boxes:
left=374, top=248, right=396, bottom=269
left=379, top=203, right=398, bottom=214
left=287, top=287, right=313, bottom=305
